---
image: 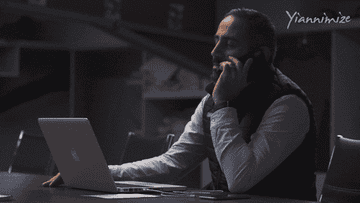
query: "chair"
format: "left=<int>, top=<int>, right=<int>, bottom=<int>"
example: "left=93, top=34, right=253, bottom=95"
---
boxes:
left=162, top=133, right=175, bottom=154
left=119, top=132, right=175, bottom=165
left=319, top=135, right=360, bottom=203
left=0, top=127, right=22, bottom=172
left=8, top=130, right=57, bottom=176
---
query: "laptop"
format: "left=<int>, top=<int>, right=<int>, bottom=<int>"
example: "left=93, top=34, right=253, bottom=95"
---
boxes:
left=38, top=118, right=187, bottom=193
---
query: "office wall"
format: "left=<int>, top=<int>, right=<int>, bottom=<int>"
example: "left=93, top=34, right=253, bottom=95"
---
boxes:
left=332, top=30, right=360, bottom=141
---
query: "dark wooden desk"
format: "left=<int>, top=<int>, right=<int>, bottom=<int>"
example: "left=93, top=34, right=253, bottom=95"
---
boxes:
left=0, top=172, right=317, bottom=202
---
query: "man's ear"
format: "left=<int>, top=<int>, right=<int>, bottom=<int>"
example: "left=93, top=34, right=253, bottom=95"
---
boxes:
left=258, top=46, right=271, bottom=63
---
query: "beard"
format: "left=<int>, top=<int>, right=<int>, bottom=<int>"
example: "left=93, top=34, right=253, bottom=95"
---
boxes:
left=211, top=50, right=256, bottom=84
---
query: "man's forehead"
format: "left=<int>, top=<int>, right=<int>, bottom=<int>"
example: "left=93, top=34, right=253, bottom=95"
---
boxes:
left=215, top=15, right=247, bottom=38
left=223, top=15, right=234, bottom=23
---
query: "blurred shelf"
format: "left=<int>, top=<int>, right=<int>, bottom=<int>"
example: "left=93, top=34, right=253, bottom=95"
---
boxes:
left=119, top=20, right=214, bottom=44
left=5, top=40, right=68, bottom=49
left=0, top=40, right=72, bottom=77
left=0, top=1, right=211, bottom=77
left=0, top=0, right=111, bottom=27
left=5, top=1, right=360, bottom=42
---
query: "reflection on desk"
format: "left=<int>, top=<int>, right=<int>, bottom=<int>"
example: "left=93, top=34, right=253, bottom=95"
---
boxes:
left=0, top=172, right=317, bottom=202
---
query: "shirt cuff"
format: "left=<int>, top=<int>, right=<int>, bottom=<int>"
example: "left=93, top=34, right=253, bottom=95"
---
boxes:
left=211, top=101, right=229, bottom=112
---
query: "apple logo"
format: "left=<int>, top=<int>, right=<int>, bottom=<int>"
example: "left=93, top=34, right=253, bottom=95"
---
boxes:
left=71, top=148, right=80, bottom=162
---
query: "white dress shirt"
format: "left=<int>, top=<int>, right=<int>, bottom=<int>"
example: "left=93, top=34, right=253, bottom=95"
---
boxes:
left=109, top=93, right=310, bottom=193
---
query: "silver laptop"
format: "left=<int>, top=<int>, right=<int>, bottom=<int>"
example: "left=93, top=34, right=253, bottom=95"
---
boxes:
left=38, top=118, right=186, bottom=193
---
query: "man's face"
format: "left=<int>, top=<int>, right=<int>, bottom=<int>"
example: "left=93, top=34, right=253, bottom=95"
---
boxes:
left=211, top=15, right=251, bottom=83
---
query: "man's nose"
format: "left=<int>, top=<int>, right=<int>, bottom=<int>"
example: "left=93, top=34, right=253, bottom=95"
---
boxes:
left=211, top=41, right=222, bottom=58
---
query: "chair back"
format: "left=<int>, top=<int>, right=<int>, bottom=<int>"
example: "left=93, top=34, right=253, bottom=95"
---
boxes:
left=320, top=135, right=360, bottom=202
left=8, top=130, right=57, bottom=176
left=162, top=133, right=175, bottom=154
left=119, top=132, right=175, bottom=164
left=0, top=127, right=22, bottom=171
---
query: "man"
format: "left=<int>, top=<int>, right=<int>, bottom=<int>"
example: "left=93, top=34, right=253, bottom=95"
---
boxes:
left=43, top=8, right=317, bottom=201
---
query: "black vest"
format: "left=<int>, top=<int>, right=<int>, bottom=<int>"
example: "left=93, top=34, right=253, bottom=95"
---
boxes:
left=202, top=68, right=317, bottom=201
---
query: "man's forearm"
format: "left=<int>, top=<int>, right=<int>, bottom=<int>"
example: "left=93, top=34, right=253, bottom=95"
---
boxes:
left=209, top=95, right=310, bottom=193
left=109, top=154, right=184, bottom=184
left=209, top=107, right=254, bottom=193
left=109, top=139, right=206, bottom=184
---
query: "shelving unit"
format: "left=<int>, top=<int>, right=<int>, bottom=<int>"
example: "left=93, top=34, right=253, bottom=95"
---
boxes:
left=124, top=53, right=210, bottom=136
left=124, top=52, right=209, bottom=188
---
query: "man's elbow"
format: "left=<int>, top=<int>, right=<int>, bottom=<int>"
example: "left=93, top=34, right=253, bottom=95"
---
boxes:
left=228, top=182, right=251, bottom=194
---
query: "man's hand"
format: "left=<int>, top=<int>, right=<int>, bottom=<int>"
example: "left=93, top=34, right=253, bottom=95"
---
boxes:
left=42, top=172, right=64, bottom=187
left=212, top=56, right=254, bottom=104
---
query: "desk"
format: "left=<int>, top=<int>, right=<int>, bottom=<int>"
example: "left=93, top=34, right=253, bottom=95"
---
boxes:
left=0, top=172, right=317, bottom=202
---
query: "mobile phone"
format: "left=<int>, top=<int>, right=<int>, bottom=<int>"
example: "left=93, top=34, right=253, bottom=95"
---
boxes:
left=207, top=50, right=268, bottom=93
left=199, top=193, right=251, bottom=200
left=245, top=50, right=269, bottom=83
left=0, top=194, right=13, bottom=201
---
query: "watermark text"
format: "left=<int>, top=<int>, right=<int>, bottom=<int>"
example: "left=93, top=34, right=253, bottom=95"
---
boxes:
left=286, top=11, right=351, bottom=29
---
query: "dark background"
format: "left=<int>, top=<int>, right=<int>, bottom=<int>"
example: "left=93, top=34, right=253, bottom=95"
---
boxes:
left=1, top=0, right=358, bottom=190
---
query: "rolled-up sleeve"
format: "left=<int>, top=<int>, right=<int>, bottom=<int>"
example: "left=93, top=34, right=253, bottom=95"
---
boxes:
left=210, top=94, right=310, bottom=193
left=108, top=95, right=211, bottom=184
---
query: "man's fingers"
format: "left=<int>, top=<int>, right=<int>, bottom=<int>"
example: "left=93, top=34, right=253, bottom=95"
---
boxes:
left=243, top=58, right=253, bottom=76
left=228, top=56, right=240, bottom=67
left=228, top=56, right=244, bottom=75
left=42, top=179, right=54, bottom=187
left=49, top=179, right=60, bottom=187
left=42, top=181, right=50, bottom=187
left=50, top=174, right=64, bottom=187
left=220, top=61, right=236, bottom=76
left=254, top=51, right=262, bottom=57
left=42, top=173, right=63, bottom=187
left=49, top=181, right=57, bottom=187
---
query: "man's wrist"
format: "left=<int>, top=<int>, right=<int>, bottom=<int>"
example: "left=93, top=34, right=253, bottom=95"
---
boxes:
left=212, top=101, right=231, bottom=112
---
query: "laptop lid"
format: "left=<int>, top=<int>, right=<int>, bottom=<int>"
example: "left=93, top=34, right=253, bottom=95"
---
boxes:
left=38, top=118, right=187, bottom=193
left=38, top=118, right=119, bottom=193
